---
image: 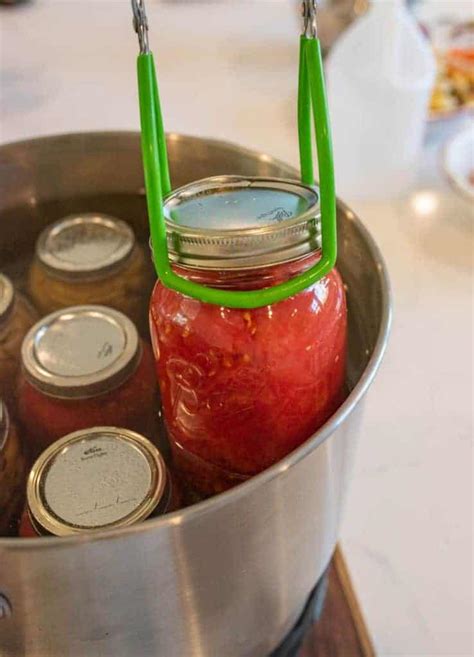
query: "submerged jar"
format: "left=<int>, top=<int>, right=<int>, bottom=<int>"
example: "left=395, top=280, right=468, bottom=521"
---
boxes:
left=28, top=213, right=151, bottom=327
left=0, top=273, right=38, bottom=404
left=149, top=176, right=347, bottom=495
left=19, top=427, right=181, bottom=537
left=0, top=399, right=27, bottom=536
left=18, top=306, right=157, bottom=456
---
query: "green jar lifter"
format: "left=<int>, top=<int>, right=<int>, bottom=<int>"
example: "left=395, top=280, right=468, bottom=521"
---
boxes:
left=132, top=0, right=336, bottom=309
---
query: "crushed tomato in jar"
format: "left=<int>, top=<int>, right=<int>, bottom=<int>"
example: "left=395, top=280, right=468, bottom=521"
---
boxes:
left=149, top=176, right=347, bottom=495
left=28, top=213, right=152, bottom=328
left=0, top=398, right=27, bottom=536
left=18, top=305, right=157, bottom=456
left=0, top=273, right=38, bottom=405
left=19, top=427, right=181, bottom=537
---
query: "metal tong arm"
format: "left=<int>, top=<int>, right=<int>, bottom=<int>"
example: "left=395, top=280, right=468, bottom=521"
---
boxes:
left=132, top=0, right=149, bottom=54
left=133, top=0, right=336, bottom=309
left=132, top=0, right=171, bottom=197
left=302, top=0, right=318, bottom=39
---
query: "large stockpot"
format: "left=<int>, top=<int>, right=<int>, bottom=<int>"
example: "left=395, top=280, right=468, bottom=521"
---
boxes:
left=0, top=132, right=391, bottom=657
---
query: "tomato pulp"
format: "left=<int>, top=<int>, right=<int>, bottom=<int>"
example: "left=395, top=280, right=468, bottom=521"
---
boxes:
left=150, top=257, right=347, bottom=495
left=18, top=342, right=157, bottom=456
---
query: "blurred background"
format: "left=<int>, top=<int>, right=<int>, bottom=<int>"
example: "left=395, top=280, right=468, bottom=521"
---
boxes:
left=0, top=2, right=472, bottom=656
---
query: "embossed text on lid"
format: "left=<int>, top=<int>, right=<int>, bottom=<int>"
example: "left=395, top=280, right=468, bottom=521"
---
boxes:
left=27, top=427, right=167, bottom=535
left=36, top=214, right=135, bottom=280
left=161, top=176, right=321, bottom=269
left=0, top=274, right=14, bottom=323
left=21, top=306, right=140, bottom=399
left=166, top=182, right=313, bottom=229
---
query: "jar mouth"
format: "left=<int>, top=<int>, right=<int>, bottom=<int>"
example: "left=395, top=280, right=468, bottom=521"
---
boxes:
left=156, top=176, right=321, bottom=270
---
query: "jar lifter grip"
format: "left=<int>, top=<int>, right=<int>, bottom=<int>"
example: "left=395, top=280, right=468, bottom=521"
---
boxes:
left=133, top=0, right=337, bottom=309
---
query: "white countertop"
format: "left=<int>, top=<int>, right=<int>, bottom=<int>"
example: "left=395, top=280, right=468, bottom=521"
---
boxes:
left=1, top=2, right=472, bottom=656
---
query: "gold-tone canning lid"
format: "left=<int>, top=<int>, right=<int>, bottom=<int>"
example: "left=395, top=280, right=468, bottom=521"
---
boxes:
left=27, top=427, right=168, bottom=536
left=163, top=176, right=321, bottom=270
left=36, top=214, right=135, bottom=281
left=0, top=398, right=9, bottom=453
left=0, top=274, right=14, bottom=324
left=21, top=305, right=141, bottom=399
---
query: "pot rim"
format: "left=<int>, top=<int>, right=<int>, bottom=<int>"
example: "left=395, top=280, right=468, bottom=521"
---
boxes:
left=0, top=131, right=392, bottom=551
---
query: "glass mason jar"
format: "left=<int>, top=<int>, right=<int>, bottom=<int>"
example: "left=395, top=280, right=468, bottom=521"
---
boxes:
left=19, top=427, right=181, bottom=537
left=28, top=213, right=151, bottom=328
left=0, top=274, right=38, bottom=405
left=18, top=306, right=157, bottom=456
left=0, top=399, right=28, bottom=536
left=149, top=176, right=347, bottom=496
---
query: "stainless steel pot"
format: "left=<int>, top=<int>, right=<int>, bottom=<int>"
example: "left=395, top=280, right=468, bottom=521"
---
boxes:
left=0, top=132, right=391, bottom=657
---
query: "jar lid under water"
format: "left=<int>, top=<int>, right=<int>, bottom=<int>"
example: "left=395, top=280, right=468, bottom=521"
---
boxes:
left=36, top=214, right=135, bottom=281
left=163, top=176, right=322, bottom=270
left=21, top=305, right=141, bottom=399
left=0, top=274, right=14, bottom=324
left=26, top=427, right=168, bottom=536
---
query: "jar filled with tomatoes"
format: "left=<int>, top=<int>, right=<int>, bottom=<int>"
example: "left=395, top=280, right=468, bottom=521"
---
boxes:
left=18, top=305, right=157, bottom=456
left=28, top=213, right=151, bottom=328
left=0, top=273, right=38, bottom=405
left=19, top=427, right=181, bottom=537
left=149, top=176, right=347, bottom=496
left=0, top=398, right=28, bottom=536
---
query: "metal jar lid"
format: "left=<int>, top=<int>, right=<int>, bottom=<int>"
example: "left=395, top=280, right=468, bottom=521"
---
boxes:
left=21, top=305, right=141, bottom=399
left=0, top=274, right=14, bottom=325
left=35, top=213, right=135, bottom=281
left=26, top=427, right=168, bottom=536
left=162, top=176, right=321, bottom=270
left=0, top=398, right=8, bottom=453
